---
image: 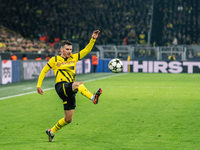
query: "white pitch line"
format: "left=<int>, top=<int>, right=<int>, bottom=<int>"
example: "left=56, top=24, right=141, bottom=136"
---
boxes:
left=0, top=87, right=54, bottom=101
left=0, top=73, right=126, bottom=101
left=83, top=73, right=126, bottom=83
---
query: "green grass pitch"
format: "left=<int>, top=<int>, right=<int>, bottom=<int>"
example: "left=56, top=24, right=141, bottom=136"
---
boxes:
left=0, top=73, right=200, bottom=150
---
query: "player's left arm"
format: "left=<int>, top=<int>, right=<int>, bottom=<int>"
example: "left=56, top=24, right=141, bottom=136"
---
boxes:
left=36, top=64, right=51, bottom=95
left=37, top=57, right=54, bottom=95
left=79, top=30, right=100, bottom=60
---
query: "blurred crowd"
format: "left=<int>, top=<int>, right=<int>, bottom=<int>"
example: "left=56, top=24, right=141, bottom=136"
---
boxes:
left=155, top=0, right=200, bottom=46
left=0, top=0, right=152, bottom=48
left=0, top=0, right=200, bottom=61
left=0, top=26, right=53, bottom=53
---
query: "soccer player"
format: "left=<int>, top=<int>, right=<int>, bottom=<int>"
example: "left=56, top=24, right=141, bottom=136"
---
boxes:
left=37, top=30, right=102, bottom=142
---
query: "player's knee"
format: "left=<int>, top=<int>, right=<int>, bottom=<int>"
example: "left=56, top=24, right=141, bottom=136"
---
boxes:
left=65, top=118, right=73, bottom=124
left=72, top=82, right=83, bottom=92
left=74, top=82, right=83, bottom=87
left=78, top=82, right=83, bottom=86
left=66, top=119, right=72, bottom=124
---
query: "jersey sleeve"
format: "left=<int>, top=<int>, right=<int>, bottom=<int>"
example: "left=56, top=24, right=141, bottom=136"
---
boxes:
left=79, top=38, right=96, bottom=60
left=37, top=57, right=54, bottom=87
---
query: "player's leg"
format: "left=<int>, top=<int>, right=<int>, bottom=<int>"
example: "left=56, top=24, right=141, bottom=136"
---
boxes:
left=72, top=81, right=92, bottom=97
left=72, top=82, right=102, bottom=104
left=46, top=117, right=68, bottom=142
left=51, top=109, right=74, bottom=133
left=64, top=109, right=74, bottom=123
left=46, top=109, right=74, bottom=142
left=46, top=82, right=76, bottom=142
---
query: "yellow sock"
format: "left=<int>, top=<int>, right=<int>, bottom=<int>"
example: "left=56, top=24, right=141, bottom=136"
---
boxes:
left=78, top=84, right=93, bottom=99
left=51, top=118, right=68, bottom=133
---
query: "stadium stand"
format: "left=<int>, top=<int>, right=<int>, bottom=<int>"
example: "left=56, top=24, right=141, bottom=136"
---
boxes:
left=0, top=0, right=200, bottom=61
left=0, top=0, right=152, bottom=45
left=0, top=27, right=49, bottom=53
left=152, top=0, right=200, bottom=46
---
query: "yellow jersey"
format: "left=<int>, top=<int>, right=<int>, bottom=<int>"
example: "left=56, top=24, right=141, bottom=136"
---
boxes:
left=37, top=38, right=96, bottom=87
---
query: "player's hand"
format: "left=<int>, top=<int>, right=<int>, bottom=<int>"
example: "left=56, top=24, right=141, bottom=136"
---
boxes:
left=92, top=30, right=100, bottom=39
left=37, top=87, right=43, bottom=95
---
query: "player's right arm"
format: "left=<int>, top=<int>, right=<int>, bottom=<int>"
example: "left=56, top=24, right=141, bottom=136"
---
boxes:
left=76, top=30, right=100, bottom=61
left=37, top=57, right=54, bottom=95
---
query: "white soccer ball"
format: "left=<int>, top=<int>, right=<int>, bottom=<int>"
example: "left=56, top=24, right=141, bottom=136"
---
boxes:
left=108, top=58, right=123, bottom=73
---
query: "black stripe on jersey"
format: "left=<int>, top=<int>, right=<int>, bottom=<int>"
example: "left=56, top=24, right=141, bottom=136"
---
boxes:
left=55, top=71, right=58, bottom=77
left=55, top=55, right=57, bottom=62
left=70, top=66, right=74, bottom=70
left=59, top=69, right=71, bottom=82
left=78, top=53, right=80, bottom=60
left=47, top=63, right=52, bottom=68
left=60, top=66, right=74, bottom=71
left=66, top=72, right=73, bottom=81
left=60, top=69, right=73, bottom=81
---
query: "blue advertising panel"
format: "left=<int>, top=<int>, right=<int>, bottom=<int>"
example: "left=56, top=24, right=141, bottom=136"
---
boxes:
left=12, top=60, right=20, bottom=83
left=0, top=61, right=1, bottom=84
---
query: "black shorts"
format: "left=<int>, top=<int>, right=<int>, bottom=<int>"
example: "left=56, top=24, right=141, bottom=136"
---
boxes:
left=55, top=81, right=76, bottom=110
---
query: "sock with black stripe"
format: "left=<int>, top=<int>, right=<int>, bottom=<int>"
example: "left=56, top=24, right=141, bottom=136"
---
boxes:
left=51, top=118, right=68, bottom=133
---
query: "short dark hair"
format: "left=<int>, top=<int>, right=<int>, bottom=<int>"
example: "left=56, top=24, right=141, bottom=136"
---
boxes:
left=61, top=40, right=72, bottom=47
